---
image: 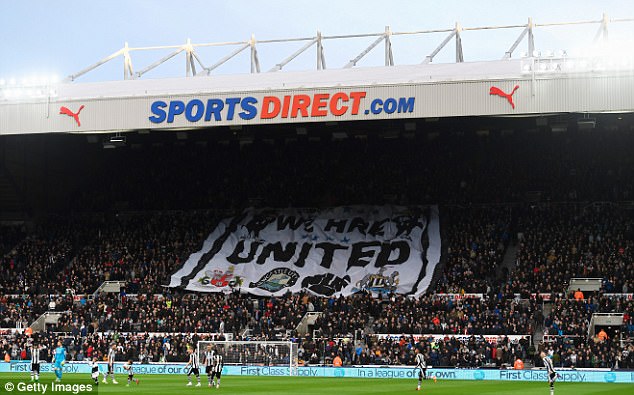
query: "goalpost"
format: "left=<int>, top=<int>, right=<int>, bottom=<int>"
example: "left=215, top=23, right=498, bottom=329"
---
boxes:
left=196, top=340, right=299, bottom=376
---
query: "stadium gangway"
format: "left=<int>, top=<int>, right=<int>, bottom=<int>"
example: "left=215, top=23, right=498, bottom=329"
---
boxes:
left=29, top=311, right=65, bottom=333
left=62, top=13, right=634, bottom=82
left=90, top=280, right=127, bottom=299
left=542, top=334, right=585, bottom=343
left=567, top=278, right=603, bottom=292
left=295, top=311, right=323, bottom=336
left=587, top=313, right=625, bottom=340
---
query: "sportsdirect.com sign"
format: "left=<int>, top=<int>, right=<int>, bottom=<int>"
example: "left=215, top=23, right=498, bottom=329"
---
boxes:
left=148, top=92, right=415, bottom=124
left=1, top=363, right=632, bottom=383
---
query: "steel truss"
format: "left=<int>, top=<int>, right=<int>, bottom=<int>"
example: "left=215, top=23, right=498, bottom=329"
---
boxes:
left=65, top=13, right=633, bottom=82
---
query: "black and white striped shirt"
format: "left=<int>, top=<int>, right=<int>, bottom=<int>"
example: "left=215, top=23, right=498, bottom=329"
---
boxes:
left=415, top=353, right=426, bottom=369
left=543, top=356, right=556, bottom=375
left=212, top=354, right=223, bottom=372
left=31, top=347, right=40, bottom=364
left=107, top=349, right=116, bottom=365
left=189, top=353, right=200, bottom=369
left=204, top=351, right=215, bottom=367
left=89, top=361, right=100, bottom=374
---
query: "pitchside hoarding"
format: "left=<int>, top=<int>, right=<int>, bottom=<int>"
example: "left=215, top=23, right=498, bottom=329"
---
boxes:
left=1, top=362, right=632, bottom=383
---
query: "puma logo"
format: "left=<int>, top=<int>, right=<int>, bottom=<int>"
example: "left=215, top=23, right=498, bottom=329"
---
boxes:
left=59, top=105, right=85, bottom=126
left=489, top=85, right=519, bottom=109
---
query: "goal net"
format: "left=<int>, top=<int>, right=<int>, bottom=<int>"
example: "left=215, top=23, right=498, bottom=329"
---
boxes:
left=197, top=341, right=299, bottom=376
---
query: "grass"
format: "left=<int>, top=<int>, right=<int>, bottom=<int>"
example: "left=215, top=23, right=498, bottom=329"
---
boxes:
left=1, top=373, right=633, bottom=395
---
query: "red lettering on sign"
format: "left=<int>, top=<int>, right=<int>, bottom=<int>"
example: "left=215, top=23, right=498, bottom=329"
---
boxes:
left=330, top=93, right=349, bottom=116
left=291, top=95, right=310, bottom=118
left=261, top=96, right=281, bottom=119
left=311, top=94, right=329, bottom=117
left=349, top=91, right=366, bottom=115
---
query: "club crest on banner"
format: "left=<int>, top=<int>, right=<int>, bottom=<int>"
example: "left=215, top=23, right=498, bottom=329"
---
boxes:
left=249, top=268, right=300, bottom=292
left=197, top=266, right=243, bottom=288
left=353, top=268, right=400, bottom=294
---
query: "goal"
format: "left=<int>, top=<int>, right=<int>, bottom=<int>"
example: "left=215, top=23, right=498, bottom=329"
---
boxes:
left=197, top=340, right=299, bottom=375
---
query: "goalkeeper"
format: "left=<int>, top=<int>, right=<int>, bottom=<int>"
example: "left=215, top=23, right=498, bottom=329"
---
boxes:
left=52, top=340, right=66, bottom=382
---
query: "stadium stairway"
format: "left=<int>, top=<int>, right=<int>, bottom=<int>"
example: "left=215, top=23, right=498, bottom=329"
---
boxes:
left=497, top=243, right=518, bottom=279
left=365, top=316, right=375, bottom=333
left=295, top=311, right=323, bottom=336
left=29, top=311, right=65, bottom=332
left=542, top=302, right=553, bottom=321
left=532, top=302, right=552, bottom=347
left=533, top=326, right=545, bottom=347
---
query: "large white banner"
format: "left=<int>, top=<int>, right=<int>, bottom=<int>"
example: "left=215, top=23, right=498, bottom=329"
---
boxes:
left=374, top=334, right=530, bottom=345
left=169, top=205, right=441, bottom=296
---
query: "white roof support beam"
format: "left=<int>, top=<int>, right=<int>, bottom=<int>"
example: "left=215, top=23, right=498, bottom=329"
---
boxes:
left=61, top=16, right=634, bottom=82
left=423, top=28, right=457, bottom=64
left=317, top=31, right=326, bottom=70
left=593, top=13, right=609, bottom=43
left=185, top=38, right=197, bottom=77
left=269, top=37, right=318, bottom=72
left=424, top=22, right=464, bottom=64
left=123, top=42, right=134, bottom=80
left=135, top=47, right=184, bottom=79
left=250, top=34, right=260, bottom=73
left=385, top=26, right=394, bottom=66
left=503, top=18, right=534, bottom=59
left=344, top=29, right=390, bottom=68
left=65, top=48, right=124, bottom=82
left=202, top=43, right=250, bottom=76
left=455, top=23, right=464, bottom=63
left=191, top=51, right=207, bottom=72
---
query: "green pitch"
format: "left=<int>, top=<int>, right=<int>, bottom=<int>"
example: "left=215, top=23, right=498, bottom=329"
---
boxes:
left=1, top=373, right=633, bottom=395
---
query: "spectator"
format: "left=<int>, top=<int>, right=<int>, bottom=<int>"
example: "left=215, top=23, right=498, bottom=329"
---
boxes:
left=574, top=289, right=584, bottom=301
left=597, top=329, right=608, bottom=342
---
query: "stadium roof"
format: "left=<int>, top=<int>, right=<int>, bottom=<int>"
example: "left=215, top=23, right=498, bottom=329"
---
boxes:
left=43, top=60, right=527, bottom=100
left=1, top=15, right=633, bottom=136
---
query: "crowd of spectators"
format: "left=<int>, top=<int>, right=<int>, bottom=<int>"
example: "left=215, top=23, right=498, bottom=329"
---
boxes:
left=363, top=334, right=531, bottom=368
left=2, top=132, right=633, bottom=297
left=0, top=216, right=92, bottom=295
left=371, top=294, right=537, bottom=336
left=56, top=211, right=222, bottom=295
left=0, top=288, right=632, bottom=368
left=510, top=204, right=634, bottom=295
left=544, top=294, right=634, bottom=337
left=0, top=294, right=48, bottom=329
left=542, top=338, right=634, bottom=369
left=435, top=207, right=511, bottom=294
left=0, top=211, right=224, bottom=297
left=30, top=129, right=634, bottom=212
left=1, top=130, right=634, bottom=369
left=0, top=225, right=24, bottom=257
